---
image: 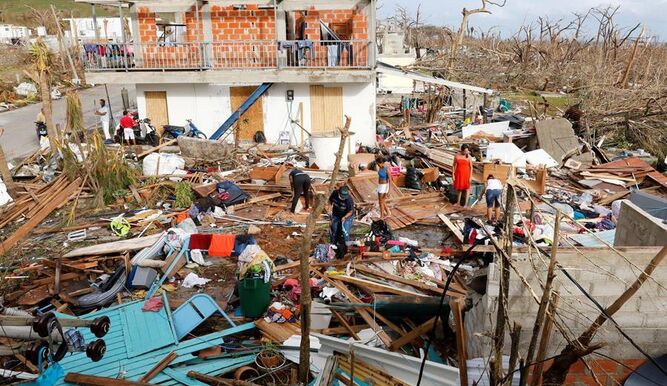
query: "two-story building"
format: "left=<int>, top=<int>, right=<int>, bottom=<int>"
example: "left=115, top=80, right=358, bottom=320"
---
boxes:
left=77, top=0, right=377, bottom=158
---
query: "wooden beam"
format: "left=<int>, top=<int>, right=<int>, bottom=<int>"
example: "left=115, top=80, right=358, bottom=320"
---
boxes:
left=354, top=265, right=444, bottom=295
left=388, top=317, right=436, bottom=351
left=530, top=292, right=560, bottom=386
left=330, top=309, right=360, bottom=340
left=450, top=299, right=469, bottom=386
left=64, top=373, right=146, bottom=385
left=438, top=213, right=464, bottom=243
left=328, top=274, right=427, bottom=297
left=139, top=351, right=177, bottom=383
left=137, top=138, right=177, bottom=158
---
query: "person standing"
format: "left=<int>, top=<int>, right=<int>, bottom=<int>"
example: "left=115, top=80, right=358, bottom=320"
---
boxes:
left=376, top=154, right=391, bottom=218
left=453, top=144, right=473, bottom=208
left=484, top=174, right=503, bottom=222
left=94, top=99, right=112, bottom=142
left=328, top=186, right=354, bottom=246
left=288, top=167, right=312, bottom=213
left=119, top=110, right=136, bottom=145
left=36, top=108, right=46, bottom=124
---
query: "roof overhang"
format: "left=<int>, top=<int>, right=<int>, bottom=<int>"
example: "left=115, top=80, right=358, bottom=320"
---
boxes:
left=377, top=61, right=494, bottom=95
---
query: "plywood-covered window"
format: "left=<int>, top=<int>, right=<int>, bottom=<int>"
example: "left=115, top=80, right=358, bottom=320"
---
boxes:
left=309, top=85, right=343, bottom=134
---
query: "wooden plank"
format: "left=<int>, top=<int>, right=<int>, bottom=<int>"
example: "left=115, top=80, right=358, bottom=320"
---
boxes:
left=310, top=85, right=326, bottom=133
left=450, top=299, right=468, bottom=386
left=438, top=214, right=464, bottom=243
left=138, top=351, right=177, bottom=383
left=0, top=178, right=81, bottom=254
left=63, top=233, right=164, bottom=258
left=329, top=309, right=360, bottom=340
left=329, top=274, right=427, bottom=297
left=354, top=266, right=444, bottom=295
left=137, top=139, right=177, bottom=158
left=65, top=373, right=146, bottom=385
left=231, top=86, right=264, bottom=141
left=388, top=317, right=436, bottom=351
left=313, top=270, right=393, bottom=347
left=145, top=91, right=169, bottom=134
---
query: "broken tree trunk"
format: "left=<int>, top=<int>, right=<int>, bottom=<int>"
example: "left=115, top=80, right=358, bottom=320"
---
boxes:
left=543, top=245, right=667, bottom=385
left=490, top=183, right=516, bottom=384
left=520, top=211, right=561, bottom=386
left=298, top=116, right=352, bottom=384
left=0, top=136, right=17, bottom=197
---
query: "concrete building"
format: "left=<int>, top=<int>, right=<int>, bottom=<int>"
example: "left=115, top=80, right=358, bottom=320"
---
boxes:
left=0, top=24, right=31, bottom=44
left=65, top=17, right=133, bottom=42
left=376, top=25, right=420, bottom=94
left=76, top=0, right=377, bottom=162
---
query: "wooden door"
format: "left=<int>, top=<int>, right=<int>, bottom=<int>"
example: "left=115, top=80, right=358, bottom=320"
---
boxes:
left=144, top=91, right=169, bottom=134
left=230, top=86, right=264, bottom=141
left=309, top=85, right=343, bottom=134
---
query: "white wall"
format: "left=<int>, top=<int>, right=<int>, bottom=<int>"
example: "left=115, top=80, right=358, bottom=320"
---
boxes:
left=135, top=81, right=376, bottom=149
left=377, top=55, right=420, bottom=94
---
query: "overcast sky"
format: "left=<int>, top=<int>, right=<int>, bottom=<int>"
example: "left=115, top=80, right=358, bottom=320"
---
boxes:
left=377, top=0, right=666, bottom=39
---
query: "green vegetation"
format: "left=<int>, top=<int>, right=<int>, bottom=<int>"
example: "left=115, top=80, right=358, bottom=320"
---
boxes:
left=501, top=90, right=573, bottom=115
left=0, top=0, right=113, bottom=27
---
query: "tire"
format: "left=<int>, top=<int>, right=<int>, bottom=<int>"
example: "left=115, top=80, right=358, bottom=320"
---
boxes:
left=195, top=132, right=207, bottom=140
left=161, top=131, right=176, bottom=141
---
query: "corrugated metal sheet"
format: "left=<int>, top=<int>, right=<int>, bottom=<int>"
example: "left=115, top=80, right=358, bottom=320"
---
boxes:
left=568, top=229, right=616, bottom=247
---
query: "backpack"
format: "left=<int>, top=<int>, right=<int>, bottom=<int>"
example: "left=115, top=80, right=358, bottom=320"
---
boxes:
left=216, top=181, right=249, bottom=206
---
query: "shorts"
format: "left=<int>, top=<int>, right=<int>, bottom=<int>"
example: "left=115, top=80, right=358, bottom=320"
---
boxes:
left=486, top=189, right=502, bottom=208
left=123, top=128, right=135, bottom=140
left=377, top=183, right=389, bottom=194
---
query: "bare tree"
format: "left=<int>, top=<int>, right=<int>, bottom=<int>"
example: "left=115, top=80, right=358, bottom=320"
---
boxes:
left=449, top=0, right=507, bottom=73
left=388, top=4, right=424, bottom=59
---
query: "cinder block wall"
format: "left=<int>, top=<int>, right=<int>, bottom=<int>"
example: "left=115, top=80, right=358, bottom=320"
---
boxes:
left=468, top=247, right=667, bottom=385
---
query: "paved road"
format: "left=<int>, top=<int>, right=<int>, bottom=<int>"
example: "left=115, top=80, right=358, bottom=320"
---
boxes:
left=0, top=84, right=136, bottom=162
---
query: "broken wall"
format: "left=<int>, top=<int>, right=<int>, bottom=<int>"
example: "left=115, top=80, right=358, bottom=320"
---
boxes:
left=614, top=200, right=667, bottom=247
left=468, top=247, right=667, bottom=383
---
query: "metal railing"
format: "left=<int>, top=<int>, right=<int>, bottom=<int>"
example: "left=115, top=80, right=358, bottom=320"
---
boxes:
left=81, top=40, right=371, bottom=71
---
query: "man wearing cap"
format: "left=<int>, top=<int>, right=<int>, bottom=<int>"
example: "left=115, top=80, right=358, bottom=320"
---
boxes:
left=328, top=186, right=355, bottom=249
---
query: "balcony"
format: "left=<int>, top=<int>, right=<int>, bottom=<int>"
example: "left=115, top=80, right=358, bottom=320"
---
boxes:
left=80, top=40, right=372, bottom=71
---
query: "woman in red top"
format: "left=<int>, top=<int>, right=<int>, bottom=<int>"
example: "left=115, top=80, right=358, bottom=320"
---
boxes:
left=452, top=144, right=472, bottom=208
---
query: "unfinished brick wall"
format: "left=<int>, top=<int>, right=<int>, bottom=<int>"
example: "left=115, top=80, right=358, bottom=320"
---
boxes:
left=184, top=7, right=204, bottom=42
left=137, top=7, right=157, bottom=43
left=295, top=8, right=368, bottom=67
left=209, top=5, right=277, bottom=67
left=535, top=358, right=646, bottom=386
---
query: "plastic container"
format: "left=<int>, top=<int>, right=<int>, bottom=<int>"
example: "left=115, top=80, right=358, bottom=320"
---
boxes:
left=238, top=277, right=271, bottom=318
left=310, top=302, right=332, bottom=330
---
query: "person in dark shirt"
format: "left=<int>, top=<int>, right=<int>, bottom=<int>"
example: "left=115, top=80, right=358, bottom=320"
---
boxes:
left=328, top=186, right=354, bottom=246
left=288, top=167, right=312, bottom=213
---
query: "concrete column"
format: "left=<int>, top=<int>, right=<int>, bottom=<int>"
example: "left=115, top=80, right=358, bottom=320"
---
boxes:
left=129, top=4, right=142, bottom=66
left=276, top=8, right=287, bottom=67
left=201, top=2, right=213, bottom=67
left=366, top=0, right=376, bottom=68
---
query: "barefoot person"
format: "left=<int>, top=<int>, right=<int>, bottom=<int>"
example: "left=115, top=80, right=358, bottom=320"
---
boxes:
left=453, top=144, right=472, bottom=208
left=376, top=154, right=391, bottom=218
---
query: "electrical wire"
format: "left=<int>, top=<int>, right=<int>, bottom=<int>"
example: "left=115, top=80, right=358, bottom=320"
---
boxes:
left=416, top=241, right=481, bottom=386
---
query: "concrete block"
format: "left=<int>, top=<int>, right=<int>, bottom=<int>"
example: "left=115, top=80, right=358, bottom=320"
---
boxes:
left=615, top=200, right=667, bottom=246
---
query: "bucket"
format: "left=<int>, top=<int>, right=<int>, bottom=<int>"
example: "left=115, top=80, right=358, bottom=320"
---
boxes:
left=310, top=302, right=332, bottom=330
left=238, top=277, right=271, bottom=318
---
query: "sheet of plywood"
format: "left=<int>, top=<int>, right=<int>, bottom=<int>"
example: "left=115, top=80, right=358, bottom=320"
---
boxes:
left=145, top=91, right=169, bottom=133
left=310, top=85, right=343, bottom=133
left=347, top=175, right=403, bottom=203
left=535, top=118, right=578, bottom=164
left=231, top=86, right=264, bottom=141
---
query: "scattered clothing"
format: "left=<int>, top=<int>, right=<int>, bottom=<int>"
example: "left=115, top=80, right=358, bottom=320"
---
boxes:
left=142, top=296, right=164, bottom=312
left=181, top=272, right=211, bottom=288
left=208, top=234, right=236, bottom=257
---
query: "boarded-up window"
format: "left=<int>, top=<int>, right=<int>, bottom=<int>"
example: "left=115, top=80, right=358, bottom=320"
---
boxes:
left=310, top=85, right=343, bottom=134
left=230, top=86, right=264, bottom=141
left=144, top=91, right=169, bottom=134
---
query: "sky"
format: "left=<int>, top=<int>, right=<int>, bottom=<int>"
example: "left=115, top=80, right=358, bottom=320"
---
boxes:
left=377, top=0, right=667, bottom=40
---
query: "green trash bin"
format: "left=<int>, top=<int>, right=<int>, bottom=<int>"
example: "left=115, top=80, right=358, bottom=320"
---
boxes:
left=238, top=277, right=271, bottom=318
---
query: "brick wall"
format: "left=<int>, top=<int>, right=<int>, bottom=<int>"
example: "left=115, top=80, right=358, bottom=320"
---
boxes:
left=536, top=358, right=646, bottom=386
left=137, top=7, right=157, bottom=43
left=210, top=5, right=275, bottom=41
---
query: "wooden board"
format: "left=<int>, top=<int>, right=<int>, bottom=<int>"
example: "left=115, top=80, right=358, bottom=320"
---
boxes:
left=385, top=207, right=417, bottom=230
left=255, top=319, right=300, bottom=342
left=347, top=175, right=403, bottom=203
left=309, top=85, right=343, bottom=134
left=63, top=233, right=164, bottom=258
left=144, top=91, right=169, bottom=134
left=231, top=86, right=264, bottom=141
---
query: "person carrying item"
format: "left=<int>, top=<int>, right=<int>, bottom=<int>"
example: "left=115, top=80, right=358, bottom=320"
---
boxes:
left=94, top=99, right=111, bottom=142
left=288, top=167, right=312, bottom=213
left=119, top=110, right=136, bottom=145
left=328, top=186, right=354, bottom=256
left=453, top=144, right=473, bottom=208
left=376, top=154, right=391, bottom=218
left=485, top=174, right=503, bottom=223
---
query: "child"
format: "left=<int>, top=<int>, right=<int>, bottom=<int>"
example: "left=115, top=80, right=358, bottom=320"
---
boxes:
left=485, top=174, right=503, bottom=222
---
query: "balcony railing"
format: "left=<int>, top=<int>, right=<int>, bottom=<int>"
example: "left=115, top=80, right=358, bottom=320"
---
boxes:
left=81, top=40, right=371, bottom=71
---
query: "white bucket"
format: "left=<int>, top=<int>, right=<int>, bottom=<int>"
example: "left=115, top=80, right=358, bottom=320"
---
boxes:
left=310, top=302, right=332, bottom=330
